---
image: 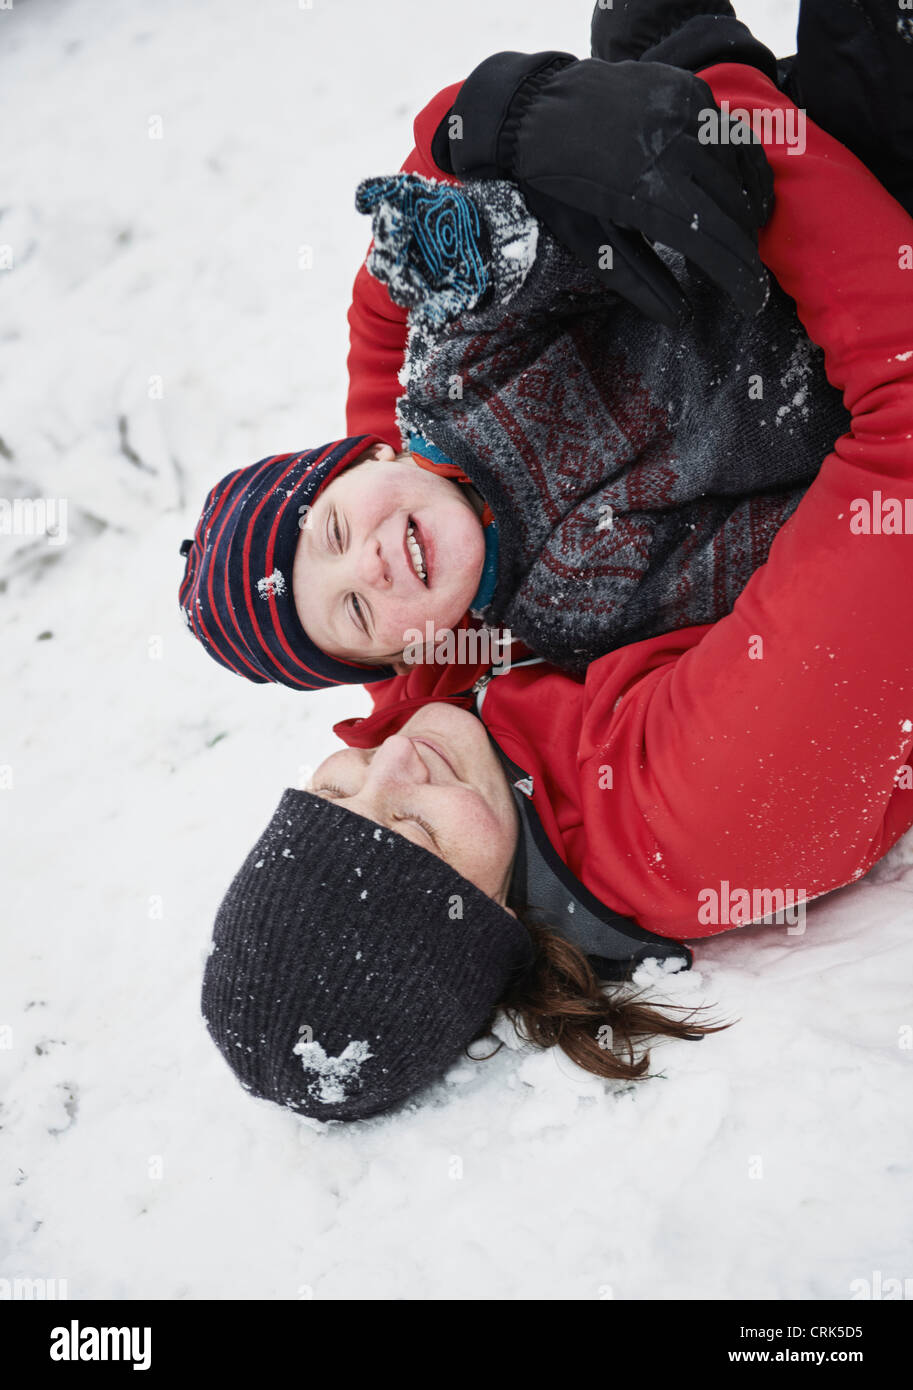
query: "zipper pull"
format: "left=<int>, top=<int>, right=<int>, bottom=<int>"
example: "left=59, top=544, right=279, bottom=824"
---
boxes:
left=514, top=776, right=534, bottom=798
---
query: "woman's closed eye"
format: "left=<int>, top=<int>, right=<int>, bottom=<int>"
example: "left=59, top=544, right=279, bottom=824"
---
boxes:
left=392, top=811, right=441, bottom=851
left=313, top=785, right=440, bottom=851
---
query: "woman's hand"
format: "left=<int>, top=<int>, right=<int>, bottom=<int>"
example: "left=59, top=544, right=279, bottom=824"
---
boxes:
left=437, top=50, right=774, bottom=328
left=589, top=0, right=777, bottom=75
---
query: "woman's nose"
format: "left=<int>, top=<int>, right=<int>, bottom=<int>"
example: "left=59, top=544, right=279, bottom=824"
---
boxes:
left=363, top=735, right=428, bottom=788
left=355, top=537, right=392, bottom=591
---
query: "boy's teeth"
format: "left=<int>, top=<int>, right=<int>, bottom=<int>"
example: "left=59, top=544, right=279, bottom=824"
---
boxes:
left=406, top=524, right=426, bottom=581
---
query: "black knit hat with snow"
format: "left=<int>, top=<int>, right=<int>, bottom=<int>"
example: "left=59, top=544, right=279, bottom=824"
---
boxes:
left=201, top=789, right=535, bottom=1122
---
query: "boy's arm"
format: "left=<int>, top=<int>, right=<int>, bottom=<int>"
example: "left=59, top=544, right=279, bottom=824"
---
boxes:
left=345, top=43, right=776, bottom=440
left=578, top=66, right=913, bottom=936
left=345, top=82, right=464, bottom=446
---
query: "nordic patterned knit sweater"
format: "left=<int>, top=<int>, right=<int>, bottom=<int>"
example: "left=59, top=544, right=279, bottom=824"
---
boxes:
left=355, top=168, right=850, bottom=673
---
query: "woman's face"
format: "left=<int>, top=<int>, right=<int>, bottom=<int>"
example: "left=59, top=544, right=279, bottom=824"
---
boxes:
left=292, top=445, right=486, bottom=668
left=307, top=702, right=519, bottom=905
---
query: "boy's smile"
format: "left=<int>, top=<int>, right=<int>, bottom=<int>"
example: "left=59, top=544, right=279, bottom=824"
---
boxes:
left=291, top=443, right=486, bottom=669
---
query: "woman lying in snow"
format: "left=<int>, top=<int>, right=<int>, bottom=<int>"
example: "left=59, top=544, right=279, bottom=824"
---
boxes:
left=179, top=0, right=912, bottom=690
left=200, top=90, right=913, bottom=1121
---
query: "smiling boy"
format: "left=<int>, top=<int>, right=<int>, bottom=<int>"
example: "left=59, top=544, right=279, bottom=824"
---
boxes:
left=179, top=431, right=500, bottom=690
left=292, top=441, right=490, bottom=671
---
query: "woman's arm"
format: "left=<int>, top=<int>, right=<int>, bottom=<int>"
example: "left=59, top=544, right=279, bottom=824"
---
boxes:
left=344, top=81, right=463, bottom=445
left=578, top=66, right=913, bottom=937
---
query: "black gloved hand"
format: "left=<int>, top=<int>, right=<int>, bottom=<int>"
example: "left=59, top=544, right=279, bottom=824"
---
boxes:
left=436, top=51, right=773, bottom=328
left=590, top=0, right=779, bottom=81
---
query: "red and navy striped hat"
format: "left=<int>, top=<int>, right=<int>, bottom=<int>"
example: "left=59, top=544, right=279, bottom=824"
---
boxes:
left=178, top=436, right=394, bottom=690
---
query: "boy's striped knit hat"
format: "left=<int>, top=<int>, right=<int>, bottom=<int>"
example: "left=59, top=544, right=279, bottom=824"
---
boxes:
left=178, top=436, right=393, bottom=690
left=201, top=789, right=536, bottom=1122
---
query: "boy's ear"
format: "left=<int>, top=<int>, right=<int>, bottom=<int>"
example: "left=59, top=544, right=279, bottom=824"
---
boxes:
left=362, top=442, right=397, bottom=464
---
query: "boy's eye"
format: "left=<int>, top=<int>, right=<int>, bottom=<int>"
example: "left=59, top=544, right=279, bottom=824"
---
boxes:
left=313, top=783, right=347, bottom=798
left=349, top=594, right=368, bottom=636
left=327, top=509, right=343, bottom=552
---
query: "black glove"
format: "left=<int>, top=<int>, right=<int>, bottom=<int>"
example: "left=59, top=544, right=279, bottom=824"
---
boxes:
left=590, top=0, right=780, bottom=80
left=592, top=0, right=735, bottom=64
left=434, top=51, right=773, bottom=328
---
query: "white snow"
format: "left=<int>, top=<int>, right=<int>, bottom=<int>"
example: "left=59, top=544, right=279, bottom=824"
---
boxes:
left=292, top=1039, right=374, bottom=1106
left=775, top=339, right=815, bottom=425
left=484, top=186, right=540, bottom=303
left=2, top=0, right=911, bottom=1301
left=256, top=569, right=286, bottom=600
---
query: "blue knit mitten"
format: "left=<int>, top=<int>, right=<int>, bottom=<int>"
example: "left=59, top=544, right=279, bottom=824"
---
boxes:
left=356, top=173, right=539, bottom=327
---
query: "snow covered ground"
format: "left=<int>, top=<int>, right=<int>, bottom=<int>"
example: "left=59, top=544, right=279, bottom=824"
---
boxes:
left=2, top=0, right=912, bottom=1300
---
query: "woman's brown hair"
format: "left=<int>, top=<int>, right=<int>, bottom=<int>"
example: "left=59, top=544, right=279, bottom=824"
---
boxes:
left=472, top=913, right=735, bottom=1083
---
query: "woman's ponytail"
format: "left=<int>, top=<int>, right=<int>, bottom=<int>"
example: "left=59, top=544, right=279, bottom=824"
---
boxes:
left=474, top=915, right=733, bottom=1083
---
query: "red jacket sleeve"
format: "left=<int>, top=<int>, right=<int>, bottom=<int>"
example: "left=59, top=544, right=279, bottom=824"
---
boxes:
left=578, top=65, right=913, bottom=937
left=345, top=81, right=464, bottom=447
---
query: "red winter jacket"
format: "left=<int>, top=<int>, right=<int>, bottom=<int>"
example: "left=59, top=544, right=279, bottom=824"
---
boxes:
left=338, top=64, right=913, bottom=942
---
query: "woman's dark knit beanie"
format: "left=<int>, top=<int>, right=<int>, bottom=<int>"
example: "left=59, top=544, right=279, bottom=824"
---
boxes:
left=201, top=789, right=535, bottom=1122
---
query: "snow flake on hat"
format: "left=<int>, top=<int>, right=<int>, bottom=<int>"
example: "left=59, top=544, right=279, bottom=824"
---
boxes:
left=257, top=569, right=286, bottom=600
left=292, top=1038, right=374, bottom=1105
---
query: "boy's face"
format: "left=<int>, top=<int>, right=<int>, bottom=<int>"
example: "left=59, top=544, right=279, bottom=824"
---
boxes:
left=292, top=445, right=486, bottom=669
